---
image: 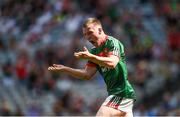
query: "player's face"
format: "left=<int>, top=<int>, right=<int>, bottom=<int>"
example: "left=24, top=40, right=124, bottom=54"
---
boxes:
left=83, top=24, right=100, bottom=46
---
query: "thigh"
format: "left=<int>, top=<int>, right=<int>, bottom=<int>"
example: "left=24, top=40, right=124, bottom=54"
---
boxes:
left=96, top=105, right=126, bottom=116
left=125, top=110, right=133, bottom=117
left=97, top=95, right=134, bottom=116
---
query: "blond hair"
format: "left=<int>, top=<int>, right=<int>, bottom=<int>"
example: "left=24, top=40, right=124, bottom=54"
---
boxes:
left=83, top=18, right=102, bottom=28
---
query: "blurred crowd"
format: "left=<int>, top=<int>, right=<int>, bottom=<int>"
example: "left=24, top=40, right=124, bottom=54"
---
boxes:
left=0, top=0, right=179, bottom=116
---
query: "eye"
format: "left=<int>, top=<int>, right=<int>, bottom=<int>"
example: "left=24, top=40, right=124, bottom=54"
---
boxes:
left=87, top=31, right=93, bottom=35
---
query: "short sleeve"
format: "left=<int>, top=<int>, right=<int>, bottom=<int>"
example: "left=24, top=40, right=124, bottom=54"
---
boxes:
left=107, top=39, right=122, bottom=58
left=85, top=48, right=97, bottom=67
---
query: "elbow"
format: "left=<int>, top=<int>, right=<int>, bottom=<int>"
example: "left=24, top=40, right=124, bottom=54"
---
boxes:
left=108, top=64, right=116, bottom=69
left=83, top=74, right=92, bottom=80
left=83, top=76, right=91, bottom=80
left=107, top=62, right=117, bottom=69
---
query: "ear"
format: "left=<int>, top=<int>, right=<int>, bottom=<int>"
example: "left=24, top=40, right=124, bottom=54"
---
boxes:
left=98, top=28, right=102, bottom=34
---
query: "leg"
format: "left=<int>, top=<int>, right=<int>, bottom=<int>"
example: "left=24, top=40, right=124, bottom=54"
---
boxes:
left=96, top=105, right=126, bottom=116
left=97, top=95, right=134, bottom=117
left=124, top=110, right=133, bottom=117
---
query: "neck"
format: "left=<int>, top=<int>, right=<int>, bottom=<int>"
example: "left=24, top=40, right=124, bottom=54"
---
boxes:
left=97, top=33, right=107, bottom=47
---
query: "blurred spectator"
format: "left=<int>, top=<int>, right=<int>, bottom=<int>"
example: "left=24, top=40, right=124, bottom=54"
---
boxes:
left=0, top=101, right=12, bottom=116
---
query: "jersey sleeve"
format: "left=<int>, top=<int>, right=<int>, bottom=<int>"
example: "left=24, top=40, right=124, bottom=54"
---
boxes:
left=107, top=39, right=122, bottom=58
left=85, top=48, right=97, bottom=67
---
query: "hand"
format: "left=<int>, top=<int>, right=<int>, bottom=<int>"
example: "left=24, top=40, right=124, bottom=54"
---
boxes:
left=74, top=46, right=91, bottom=59
left=48, top=64, right=65, bottom=71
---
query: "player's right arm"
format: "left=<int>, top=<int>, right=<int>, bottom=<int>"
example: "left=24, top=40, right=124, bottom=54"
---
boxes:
left=48, top=64, right=97, bottom=80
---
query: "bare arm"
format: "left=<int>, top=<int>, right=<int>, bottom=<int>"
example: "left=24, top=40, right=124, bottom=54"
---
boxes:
left=74, top=47, right=119, bottom=68
left=48, top=64, right=97, bottom=80
left=87, top=54, right=119, bottom=68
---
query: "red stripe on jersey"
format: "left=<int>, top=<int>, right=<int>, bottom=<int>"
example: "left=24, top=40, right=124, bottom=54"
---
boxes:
left=114, top=103, right=120, bottom=110
left=106, top=100, right=113, bottom=107
left=106, top=96, right=115, bottom=107
left=97, top=52, right=106, bottom=57
left=86, top=63, right=96, bottom=67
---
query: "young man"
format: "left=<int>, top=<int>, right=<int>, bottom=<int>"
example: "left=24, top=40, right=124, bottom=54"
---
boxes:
left=48, top=18, right=136, bottom=116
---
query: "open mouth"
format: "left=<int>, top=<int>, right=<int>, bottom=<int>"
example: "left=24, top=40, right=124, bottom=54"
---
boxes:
left=89, top=41, right=95, bottom=45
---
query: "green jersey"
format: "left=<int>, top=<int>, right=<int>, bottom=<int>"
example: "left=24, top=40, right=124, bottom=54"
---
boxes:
left=86, top=36, right=136, bottom=99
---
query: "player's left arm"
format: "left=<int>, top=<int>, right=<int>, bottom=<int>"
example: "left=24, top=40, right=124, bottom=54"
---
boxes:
left=74, top=47, right=119, bottom=68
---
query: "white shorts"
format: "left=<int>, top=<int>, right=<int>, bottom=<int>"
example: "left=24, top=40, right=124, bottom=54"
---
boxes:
left=102, top=95, right=134, bottom=113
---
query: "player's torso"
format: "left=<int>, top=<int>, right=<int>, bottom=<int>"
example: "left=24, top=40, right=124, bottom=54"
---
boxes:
left=91, top=36, right=136, bottom=99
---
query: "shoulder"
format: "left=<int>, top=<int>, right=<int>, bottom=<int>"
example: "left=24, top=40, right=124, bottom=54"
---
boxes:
left=106, top=36, right=121, bottom=46
left=89, top=47, right=96, bottom=54
left=107, top=36, right=120, bottom=43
